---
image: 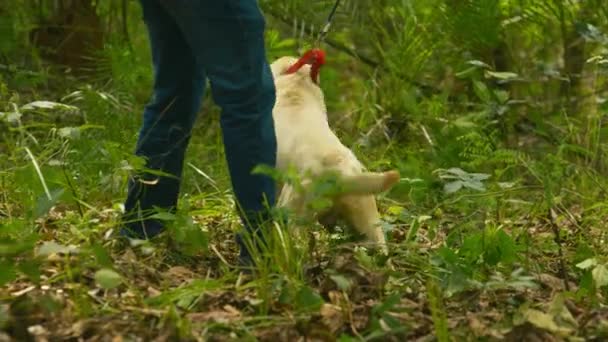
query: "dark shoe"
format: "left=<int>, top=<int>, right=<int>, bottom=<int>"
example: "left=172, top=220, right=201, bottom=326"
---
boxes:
left=235, top=250, right=256, bottom=276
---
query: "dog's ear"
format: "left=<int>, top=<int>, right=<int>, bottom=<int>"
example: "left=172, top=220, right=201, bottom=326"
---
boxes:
left=270, top=56, right=298, bottom=79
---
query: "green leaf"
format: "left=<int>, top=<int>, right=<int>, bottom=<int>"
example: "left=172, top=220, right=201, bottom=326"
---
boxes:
left=452, top=116, right=477, bottom=128
left=94, top=269, right=123, bottom=289
left=37, top=241, right=77, bottom=256
left=296, top=286, right=324, bottom=311
left=275, top=38, right=297, bottom=49
left=455, top=66, right=479, bottom=78
left=18, top=260, right=41, bottom=284
left=150, top=211, right=176, bottom=221
left=592, top=264, right=608, bottom=288
left=473, top=81, right=491, bottom=103
left=434, top=246, right=459, bottom=265
left=446, top=167, right=468, bottom=177
left=34, top=188, right=65, bottom=219
left=57, top=126, right=81, bottom=139
left=575, top=258, right=597, bottom=270
left=444, top=181, right=463, bottom=193
left=462, top=233, right=484, bottom=263
left=0, top=261, right=17, bottom=286
left=308, top=197, right=333, bottom=211
left=354, top=248, right=374, bottom=268
left=170, top=213, right=208, bottom=256
left=485, top=70, right=519, bottom=80
left=180, top=226, right=208, bottom=256
left=0, top=14, right=16, bottom=54
left=498, top=182, right=516, bottom=189
left=496, top=229, right=517, bottom=263
left=494, top=90, right=510, bottom=103
left=90, top=244, right=113, bottom=268
left=578, top=271, right=594, bottom=295
left=329, top=274, right=352, bottom=291
left=372, top=293, right=401, bottom=315
left=21, top=100, right=77, bottom=111
left=338, top=335, right=358, bottom=342
left=38, top=294, right=62, bottom=314
left=466, top=60, right=492, bottom=69
left=251, top=164, right=283, bottom=182
left=5, top=111, right=21, bottom=124
left=0, top=302, right=8, bottom=329
left=0, top=237, right=36, bottom=257
left=463, top=180, right=486, bottom=192
left=469, top=173, right=491, bottom=181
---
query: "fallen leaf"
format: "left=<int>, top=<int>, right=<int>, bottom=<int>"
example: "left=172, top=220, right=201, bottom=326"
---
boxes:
left=576, top=258, right=597, bottom=270
left=548, top=295, right=578, bottom=330
left=37, top=241, right=79, bottom=257
left=27, top=324, right=48, bottom=337
left=0, top=332, right=12, bottom=342
left=467, top=314, right=486, bottom=336
left=147, top=286, right=162, bottom=297
left=592, top=264, right=608, bottom=288
left=186, top=308, right=241, bottom=324
left=320, top=303, right=344, bottom=334
left=524, top=308, right=573, bottom=335
left=165, top=266, right=197, bottom=285
left=95, top=269, right=123, bottom=290
left=538, top=273, right=564, bottom=291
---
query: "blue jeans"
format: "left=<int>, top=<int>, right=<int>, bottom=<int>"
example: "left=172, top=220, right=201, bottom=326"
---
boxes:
left=122, top=0, right=277, bottom=262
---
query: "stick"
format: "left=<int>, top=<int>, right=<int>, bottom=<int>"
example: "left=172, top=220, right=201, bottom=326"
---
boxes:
left=549, top=208, right=570, bottom=291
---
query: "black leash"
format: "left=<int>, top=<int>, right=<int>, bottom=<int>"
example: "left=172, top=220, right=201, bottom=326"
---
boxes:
left=315, top=0, right=341, bottom=46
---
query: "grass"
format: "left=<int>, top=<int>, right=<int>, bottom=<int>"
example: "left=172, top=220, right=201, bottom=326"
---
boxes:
left=1, top=20, right=608, bottom=342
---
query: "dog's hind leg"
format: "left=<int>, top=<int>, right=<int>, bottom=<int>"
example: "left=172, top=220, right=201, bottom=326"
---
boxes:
left=338, top=196, right=388, bottom=254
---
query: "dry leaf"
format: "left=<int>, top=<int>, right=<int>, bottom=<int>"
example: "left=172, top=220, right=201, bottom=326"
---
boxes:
left=165, top=266, right=197, bottom=285
left=539, top=273, right=564, bottom=290
left=147, top=286, right=162, bottom=297
left=187, top=307, right=241, bottom=324
left=467, top=314, right=486, bottom=336
left=524, top=308, right=573, bottom=335
left=320, top=303, right=344, bottom=334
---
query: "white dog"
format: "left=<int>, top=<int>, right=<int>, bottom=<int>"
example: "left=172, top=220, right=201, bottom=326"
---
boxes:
left=270, top=55, right=400, bottom=253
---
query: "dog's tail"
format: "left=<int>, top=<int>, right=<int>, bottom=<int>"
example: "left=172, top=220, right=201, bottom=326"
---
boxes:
left=337, top=170, right=400, bottom=196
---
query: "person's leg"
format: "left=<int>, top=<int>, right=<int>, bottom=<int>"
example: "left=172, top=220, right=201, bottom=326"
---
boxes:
left=158, top=0, right=277, bottom=263
left=121, top=0, right=206, bottom=239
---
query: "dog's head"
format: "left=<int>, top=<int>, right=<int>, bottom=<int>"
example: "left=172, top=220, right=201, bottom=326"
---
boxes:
left=270, top=54, right=323, bottom=85
left=271, top=55, right=326, bottom=111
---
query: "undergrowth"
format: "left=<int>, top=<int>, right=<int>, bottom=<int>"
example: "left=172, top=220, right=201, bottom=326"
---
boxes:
left=1, top=1, right=608, bottom=341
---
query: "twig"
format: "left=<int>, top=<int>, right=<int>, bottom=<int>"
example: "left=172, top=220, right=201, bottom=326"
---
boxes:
left=210, top=244, right=230, bottom=267
left=420, top=124, right=434, bottom=147
left=548, top=208, right=570, bottom=291
left=122, top=305, right=167, bottom=317
left=61, top=162, right=84, bottom=217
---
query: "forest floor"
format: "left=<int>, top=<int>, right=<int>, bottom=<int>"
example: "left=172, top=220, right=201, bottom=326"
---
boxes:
left=3, top=197, right=607, bottom=341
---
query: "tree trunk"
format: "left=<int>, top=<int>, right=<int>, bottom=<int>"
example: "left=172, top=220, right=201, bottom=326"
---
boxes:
left=29, top=0, right=104, bottom=75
